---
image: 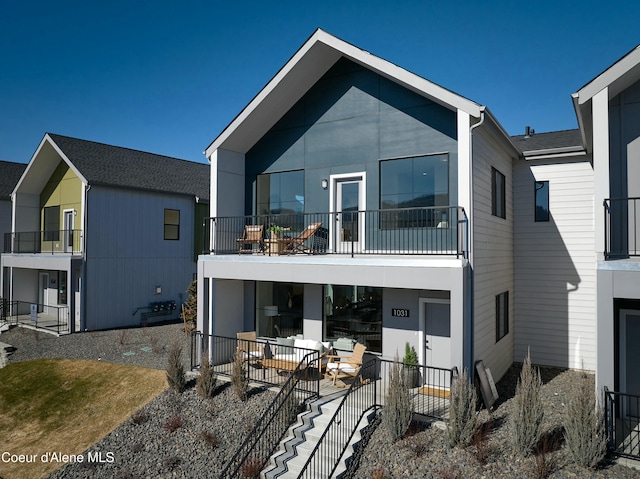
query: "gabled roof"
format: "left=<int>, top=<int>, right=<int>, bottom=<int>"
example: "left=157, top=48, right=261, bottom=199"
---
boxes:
left=206, top=28, right=484, bottom=157
left=511, top=129, right=584, bottom=159
left=0, top=160, right=27, bottom=199
left=17, top=134, right=210, bottom=201
left=572, top=44, right=640, bottom=152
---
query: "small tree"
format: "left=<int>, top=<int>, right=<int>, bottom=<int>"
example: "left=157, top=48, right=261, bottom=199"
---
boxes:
left=181, top=279, right=198, bottom=332
left=563, top=373, right=607, bottom=469
left=510, top=351, right=544, bottom=456
left=196, top=349, right=218, bottom=399
left=383, top=355, right=413, bottom=442
left=447, top=368, right=477, bottom=448
left=166, top=342, right=186, bottom=393
left=231, top=351, right=249, bottom=401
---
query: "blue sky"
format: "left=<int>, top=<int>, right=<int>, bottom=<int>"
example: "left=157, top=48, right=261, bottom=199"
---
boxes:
left=1, top=0, right=639, bottom=164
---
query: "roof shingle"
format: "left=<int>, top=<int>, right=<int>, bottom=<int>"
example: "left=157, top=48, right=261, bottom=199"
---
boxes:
left=511, top=129, right=583, bottom=153
left=0, top=160, right=27, bottom=199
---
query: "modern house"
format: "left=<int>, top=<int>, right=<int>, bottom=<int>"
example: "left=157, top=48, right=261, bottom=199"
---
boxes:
left=1, top=133, right=209, bottom=333
left=196, top=29, right=520, bottom=381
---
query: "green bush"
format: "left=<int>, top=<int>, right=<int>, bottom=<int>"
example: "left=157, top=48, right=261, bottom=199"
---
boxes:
left=447, top=368, right=477, bottom=448
left=510, top=352, right=544, bottom=456
left=383, top=355, right=413, bottom=442
left=563, top=373, right=607, bottom=469
left=231, top=351, right=249, bottom=401
left=196, top=349, right=218, bottom=399
left=166, top=342, right=186, bottom=393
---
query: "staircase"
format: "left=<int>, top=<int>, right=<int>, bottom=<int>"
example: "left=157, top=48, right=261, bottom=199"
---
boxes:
left=262, top=391, right=377, bottom=479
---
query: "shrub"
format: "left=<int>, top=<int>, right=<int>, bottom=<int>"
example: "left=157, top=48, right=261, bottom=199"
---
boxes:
left=382, top=355, right=413, bottom=442
left=372, top=466, right=386, bottom=479
left=447, top=368, right=476, bottom=448
left=166, top=342, right=186, bottom=393
left=510, top=352, right=544, bottom=456
left=240, top=456, right=263, bottom=478
left=231, top=351, right=249, bottom=401
left=196, top=349, right=218, bottom=399
left=563, top=373, right=607, bottom=469
left=199, top=430, right=220, bottom=449
left=131, top=410, right=148, bottom=425
left=472, top=418, right=493, bottom=465
left=163, top=413, right=183, bottom=433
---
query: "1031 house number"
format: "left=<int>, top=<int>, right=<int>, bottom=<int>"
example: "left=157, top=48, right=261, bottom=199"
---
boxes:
left=391, top=308, right=410, bottom=317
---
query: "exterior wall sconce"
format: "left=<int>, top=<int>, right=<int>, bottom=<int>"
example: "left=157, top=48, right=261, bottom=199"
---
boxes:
left=321, top=179, right=328, bottom=189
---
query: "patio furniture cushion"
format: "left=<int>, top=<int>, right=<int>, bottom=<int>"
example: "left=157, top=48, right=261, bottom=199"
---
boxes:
left=276, top=337, right=294, bottom=354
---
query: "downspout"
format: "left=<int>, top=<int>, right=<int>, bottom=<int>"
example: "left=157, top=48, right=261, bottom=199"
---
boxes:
left=81, top=184, right=90, bottom=331
left=465, top=107, right=485, bottom=376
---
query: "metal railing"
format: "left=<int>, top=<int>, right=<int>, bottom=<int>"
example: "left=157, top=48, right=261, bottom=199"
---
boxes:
left=203, top=206, right=468, bottom=258
left=190, top=332, right=321, bottom=397
left=0, top=300, right=70, bottom=334
left=3, top=229, right=83, bottom=254
left=218, top=353, right=319, bottom=479
left=604, top=198, right=640, bottom=259
left=604, top=387, right=640, bottom=460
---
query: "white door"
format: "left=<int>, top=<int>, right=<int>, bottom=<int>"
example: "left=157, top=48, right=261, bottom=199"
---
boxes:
left=620, top=310, right=640, bottom=416
left=63, top=210, right=74, bottom=253
left=38, top=272, right=49, bottom=312
left=420, top=299, right=451, bottom=371
left=332, top=174, right=365, bottom=253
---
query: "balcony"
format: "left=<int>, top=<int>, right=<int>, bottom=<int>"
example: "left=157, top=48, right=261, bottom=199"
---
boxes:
left=604, top=198, right=640, bottom=259
left=203, top=206, right=467, bottom=258
left=3, top=230, right=83, bottom=255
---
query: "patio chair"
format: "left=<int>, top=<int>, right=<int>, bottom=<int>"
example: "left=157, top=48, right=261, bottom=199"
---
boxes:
left=236, top=225, right=264, bottom=254
left=236, top=331, right=263, bottom=362
left=324, top=342, right=367, bottom=387
left=279, top=222, right=323, bottom=254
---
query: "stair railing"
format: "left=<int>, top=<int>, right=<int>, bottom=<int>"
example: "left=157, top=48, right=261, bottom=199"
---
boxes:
left=297, top=358, right=378, bottom=478
left=219, top=351, right=320, bottom=479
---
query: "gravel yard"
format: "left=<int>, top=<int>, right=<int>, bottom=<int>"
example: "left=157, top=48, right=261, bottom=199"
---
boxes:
left=2, top=324, right=640, bottom=478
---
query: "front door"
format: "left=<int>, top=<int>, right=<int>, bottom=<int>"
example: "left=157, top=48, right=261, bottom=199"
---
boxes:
left=38, top=272, right=49, bottom=313
left=63, top=210, right=74, bottom=253
left=620, top=309, right=640, bottom=416
left=332, top=174, right=365, bottom=253
left=420, top=299, right=451, bottom=371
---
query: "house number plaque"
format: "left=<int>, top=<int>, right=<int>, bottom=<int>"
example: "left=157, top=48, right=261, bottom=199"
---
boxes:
left=391, top=308, right=410, bottom=317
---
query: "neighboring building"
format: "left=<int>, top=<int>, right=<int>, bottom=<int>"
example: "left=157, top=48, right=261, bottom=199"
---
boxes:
left=1, top=133, right=209, bottom=333
left=197, top=29, right=520, bottom=381
left=1, top=160, right=27, bottom=298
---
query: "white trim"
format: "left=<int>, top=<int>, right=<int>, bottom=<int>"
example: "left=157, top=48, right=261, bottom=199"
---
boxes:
left=329, top=172, right=366, bottom=253
left=63, top=209, right=75, bottom=253
left=593, top=88, right=610, bottom=257
left=575, top=46, right=640, bottom=104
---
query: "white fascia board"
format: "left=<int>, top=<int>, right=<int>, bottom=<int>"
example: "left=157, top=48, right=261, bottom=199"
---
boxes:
left=574, top=45, right=640, bottom=105
left=205, top=29, right=483, bottom=158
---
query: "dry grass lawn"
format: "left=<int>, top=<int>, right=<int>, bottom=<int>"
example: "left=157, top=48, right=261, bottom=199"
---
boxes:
left=0, top=359, right=166, bottom=479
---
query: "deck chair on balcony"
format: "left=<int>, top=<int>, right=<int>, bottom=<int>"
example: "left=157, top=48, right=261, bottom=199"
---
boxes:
left=236, top=331, right=264, bottom=363
left=279, top=222, right=323, bottom=254
left=236, top=225, right=264, bottom=254
left=324, top=342, right=367, bottom=387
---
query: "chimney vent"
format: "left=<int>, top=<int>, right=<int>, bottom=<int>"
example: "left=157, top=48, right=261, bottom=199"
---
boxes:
left=524, top=126, right=535, bottom=138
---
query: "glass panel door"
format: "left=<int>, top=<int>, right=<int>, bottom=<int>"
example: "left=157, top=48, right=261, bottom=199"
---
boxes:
left=334, top=177, right=363, bottom=253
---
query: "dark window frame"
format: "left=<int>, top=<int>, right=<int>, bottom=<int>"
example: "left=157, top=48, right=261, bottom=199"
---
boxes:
left=491, top=167, right=506, bottom=219
left=43, top=205, right=60, bottom=241
left=164, top=209, right=180, bottom=241
left=256, top=169, right=305, bottom=216
left=496, top=291, right=509, bottom=343
left=535, top=180, right=550, bottom=222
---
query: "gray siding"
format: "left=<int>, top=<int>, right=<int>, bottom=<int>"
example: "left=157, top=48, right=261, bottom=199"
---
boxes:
left=245, top=58, right=458, bottom=215
left=514, top=157, right=595, bottom=370
left=472, top=126, right=515, bottom=381
left=85, top=186, right=197, bottom=329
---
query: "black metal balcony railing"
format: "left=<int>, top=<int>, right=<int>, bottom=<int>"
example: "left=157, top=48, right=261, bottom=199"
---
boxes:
left=604, top=387, right=640, bottom=460
left=3, top=230, right=83, bottom=255
left=604, top=198, right=640, bottom=259
left=0, top=299, right=70, bottom=335
left=203, top=206, right=468, bottom=258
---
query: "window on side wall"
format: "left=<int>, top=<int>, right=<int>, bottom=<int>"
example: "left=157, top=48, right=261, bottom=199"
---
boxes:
left=379, top=154, right=449, bottom=228
left=491, top=167, right=506, bottom=219
left=43, top=206, right=60, bottom=241
left=535, top=181, right=549, bottom=222
left=495, top=291, right=509, bottom=342
left=164, top=209, right=180, bottom=240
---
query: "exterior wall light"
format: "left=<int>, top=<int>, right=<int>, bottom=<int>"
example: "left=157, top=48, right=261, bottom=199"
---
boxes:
left=321, top=179, right=328, bottom=189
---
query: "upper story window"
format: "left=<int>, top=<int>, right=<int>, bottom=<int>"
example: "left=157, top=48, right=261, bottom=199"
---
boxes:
left=257, top=170, right=304, bottom=216
left=535, top=181, right=549, bottom=222
left=491, top=167, right=506, bottom=219
left=164, top=209, right=180, bottom=240
left=43, top=206, right=60, bottom=241
left=380, top=154, right=449, bottom=228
